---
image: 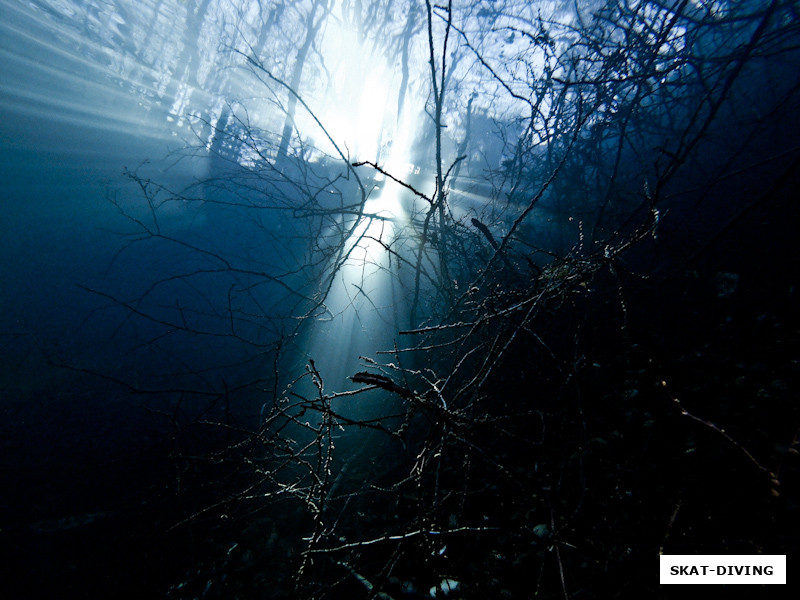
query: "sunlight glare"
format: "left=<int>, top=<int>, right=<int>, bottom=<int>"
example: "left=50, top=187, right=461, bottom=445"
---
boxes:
left=301, top=17, right=394, bottom=162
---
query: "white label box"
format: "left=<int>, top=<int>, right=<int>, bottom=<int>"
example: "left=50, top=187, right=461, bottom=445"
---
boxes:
left=660, top=555, right=786, bottom=584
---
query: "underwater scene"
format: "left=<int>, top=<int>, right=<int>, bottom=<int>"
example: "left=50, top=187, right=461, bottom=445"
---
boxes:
left=1, top=0, right=798, bottom=597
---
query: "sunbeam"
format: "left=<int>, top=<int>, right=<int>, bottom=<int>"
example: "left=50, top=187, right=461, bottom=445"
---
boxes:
left=287, top=4, right=427, bottom=400
left=302, top=178, right=409, bottom=407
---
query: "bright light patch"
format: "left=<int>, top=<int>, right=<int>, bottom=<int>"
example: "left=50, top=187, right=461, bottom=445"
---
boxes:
left=292, top=4, right=430, bottom=401
left=330, top=183, right=406, bottom=313
left=302, top=179, right=408, bottom=403
left=300, top=17, right=394, bottom=161
left=355, top=70, right=390, bottom=159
